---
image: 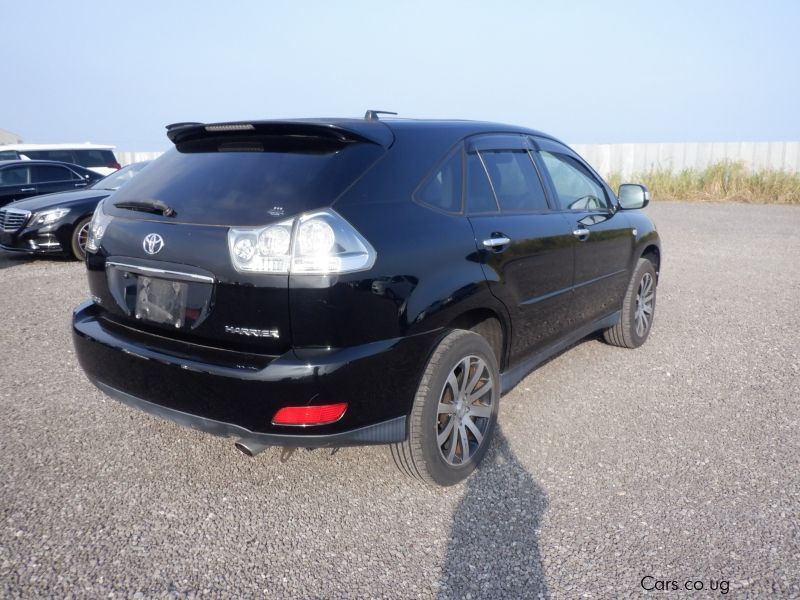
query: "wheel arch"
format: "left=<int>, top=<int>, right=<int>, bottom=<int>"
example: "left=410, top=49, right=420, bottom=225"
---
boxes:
left=445, top=307, right=509, bottom=371
left=640, top=244, right=661, bottom=280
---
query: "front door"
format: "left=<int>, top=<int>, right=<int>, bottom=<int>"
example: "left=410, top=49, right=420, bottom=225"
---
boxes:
left=534, top=139, right=634, bottom=326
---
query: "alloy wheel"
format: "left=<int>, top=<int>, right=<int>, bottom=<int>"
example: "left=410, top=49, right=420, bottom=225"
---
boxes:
left=634, top=272, right=654, bottom=337
left=436, top=355, right=494, bottom=466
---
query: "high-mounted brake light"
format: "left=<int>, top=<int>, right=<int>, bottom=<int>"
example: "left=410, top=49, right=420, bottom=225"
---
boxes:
left=272, top=403, right=348, bottom=426
left=205, top=124, right=255, bottom=132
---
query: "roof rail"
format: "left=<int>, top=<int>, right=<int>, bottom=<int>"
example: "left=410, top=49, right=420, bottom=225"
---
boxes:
left=364, top=110, right=398, bottom=121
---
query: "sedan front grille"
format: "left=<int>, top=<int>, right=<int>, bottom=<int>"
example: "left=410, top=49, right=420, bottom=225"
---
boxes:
left=0, top=208, right=31, bottom=232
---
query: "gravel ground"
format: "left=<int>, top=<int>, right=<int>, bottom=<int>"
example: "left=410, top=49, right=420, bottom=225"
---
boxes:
left=1, top=202, right=798, bottom=598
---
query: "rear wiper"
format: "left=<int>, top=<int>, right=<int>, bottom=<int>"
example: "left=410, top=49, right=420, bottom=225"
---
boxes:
left=113, top=199, right=177, bottom=217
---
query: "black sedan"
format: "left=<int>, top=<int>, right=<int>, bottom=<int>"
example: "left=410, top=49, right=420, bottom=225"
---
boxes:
left=0, top=162, right=150, bottom=259
left=0, top=160, right=103, bottom=207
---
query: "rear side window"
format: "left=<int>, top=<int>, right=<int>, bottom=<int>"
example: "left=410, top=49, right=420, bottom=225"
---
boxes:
left=108, top=143, right=385, bottom=225
left=539, top=151, right=609, bottom=211
left=0, top=166, right=31, bottom=185
left=74, top=149, right=116, bottom=168
left=480, top=150, right=549, bottom=212
left=0, top=151, right=18, bottom=160
left=31, top=165, right=74, bottom=183
left=416, top=151, right=462, bottom=213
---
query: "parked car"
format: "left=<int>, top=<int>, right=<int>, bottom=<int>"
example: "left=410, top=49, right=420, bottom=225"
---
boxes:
left=72, top=117, right=661, bottom=486
left=0, top=144, right=121, bottom=176
left=0, top=160, right=103, bottom=209
left=0, top=162, right=150, bottom=259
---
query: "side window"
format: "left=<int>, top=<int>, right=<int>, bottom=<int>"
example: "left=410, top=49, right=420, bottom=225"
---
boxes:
left=0, top=151, right=18, bottom=161
left=0, top=166, right=30, bottom=186
left=417, top=151, right=462, bottom=213
left=22, top=150, right=75, bottom=163
left=30, top=165, right=73, bottom=183
left=76, top=149, right=115, bottom=168
left=539, top=151, right=609, bottom=211
left=480, top=150, right=549, bottom=212
left=465, top=153, right=498, bottom=213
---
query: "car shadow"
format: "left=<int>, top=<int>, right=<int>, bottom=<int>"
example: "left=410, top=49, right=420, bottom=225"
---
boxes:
left=439, top=428, right=549, bottom=599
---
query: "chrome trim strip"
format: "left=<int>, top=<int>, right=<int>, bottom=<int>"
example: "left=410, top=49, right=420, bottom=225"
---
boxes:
left=105, top=261, right=215, bottom=283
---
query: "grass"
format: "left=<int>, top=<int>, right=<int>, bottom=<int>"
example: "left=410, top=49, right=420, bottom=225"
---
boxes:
left=605, top=161, right=800, bottom=204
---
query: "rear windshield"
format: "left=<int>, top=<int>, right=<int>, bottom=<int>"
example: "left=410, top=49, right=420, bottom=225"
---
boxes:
left=107, top=143, right=385, bottom=225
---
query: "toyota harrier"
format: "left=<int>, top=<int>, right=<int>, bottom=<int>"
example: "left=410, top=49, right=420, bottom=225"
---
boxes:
left=72, top=115, right=660, bottom=485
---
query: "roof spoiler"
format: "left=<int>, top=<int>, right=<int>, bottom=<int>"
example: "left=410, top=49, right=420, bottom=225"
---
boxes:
left=166, top=120, right=394, bottom=148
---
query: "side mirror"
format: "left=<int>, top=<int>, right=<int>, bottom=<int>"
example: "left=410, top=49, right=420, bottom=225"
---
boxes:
left=617, top=184, right=650, bottom=209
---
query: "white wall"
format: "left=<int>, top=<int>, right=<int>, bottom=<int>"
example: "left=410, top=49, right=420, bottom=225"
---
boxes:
left=570, top=142, right=800, bottom=179
left=116, top=142, right=800, bottom=179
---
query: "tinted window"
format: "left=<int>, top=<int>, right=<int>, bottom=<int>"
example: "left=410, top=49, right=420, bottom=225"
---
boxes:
left=465, top=153, right=498, bottom=213
left=108, top=144, right=385, bottom=225
left=539, top=151, right=609, bottom=211
left=0, top=151, right=18, bottom=160
left=75, top=149, right=116, bottom=168
left=31, top=165, right=74, bottom=183
left=22, top=150, right=75, bottom=163
left=417, top=151, right=462, bottom=213
left=480, top=150, right=549, bottom=212
left=0, top=166, right=30, bottom=185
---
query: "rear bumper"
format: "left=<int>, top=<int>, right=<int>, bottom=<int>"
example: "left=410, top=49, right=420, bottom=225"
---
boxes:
left=73, top=301, right=441, bottom=445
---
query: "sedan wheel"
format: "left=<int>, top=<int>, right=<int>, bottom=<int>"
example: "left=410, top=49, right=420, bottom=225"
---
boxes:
left=70, top=216, right=92, bottom=260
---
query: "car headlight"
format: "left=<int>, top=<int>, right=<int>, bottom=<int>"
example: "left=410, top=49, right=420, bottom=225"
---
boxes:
left=85, top=202, right=114, bottom=253
left=31, top=207, right=70, bottom=226
left=228, top=208, right=376, bottom=275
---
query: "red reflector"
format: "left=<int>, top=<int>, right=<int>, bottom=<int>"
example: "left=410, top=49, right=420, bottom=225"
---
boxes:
left=272, top=403, right=348, bottom=426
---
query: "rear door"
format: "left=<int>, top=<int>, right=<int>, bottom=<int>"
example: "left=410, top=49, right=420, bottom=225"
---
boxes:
left=30, top=164, right=88, bottom=195
left=0, top=165, right=36, bottom=205
left=464, top=135, right=576, bottom=362
left=92, top=130, right=387, bottom=354
left=533, top=138, right=634, bottom=326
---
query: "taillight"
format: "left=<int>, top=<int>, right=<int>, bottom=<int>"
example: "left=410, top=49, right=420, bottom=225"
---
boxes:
left=228, top=208, right=376, bottom=276
left=107, top=161, right=122, bottom=170
left=272, top=403, right=348, bottom=426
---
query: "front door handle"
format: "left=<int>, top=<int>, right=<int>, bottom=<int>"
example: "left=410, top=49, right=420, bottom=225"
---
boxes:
left=482, top=236, right=511, bottom=249
left=75, top=183, right=87, bottom=188
left=21, top=187, right=36, bottom=192
left=573, top=228, right=590, bottom=241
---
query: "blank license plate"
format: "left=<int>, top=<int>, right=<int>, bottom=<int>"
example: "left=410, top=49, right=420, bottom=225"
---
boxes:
left=135, top=277, right=188, bottom=328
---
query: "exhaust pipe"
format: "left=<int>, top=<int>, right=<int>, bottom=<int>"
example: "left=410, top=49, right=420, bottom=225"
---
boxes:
left=234, top=438, right=270, bottom=457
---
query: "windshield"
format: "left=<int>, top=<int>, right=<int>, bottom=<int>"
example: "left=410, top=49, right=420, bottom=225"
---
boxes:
left=91, top=161, right=150, bottom=190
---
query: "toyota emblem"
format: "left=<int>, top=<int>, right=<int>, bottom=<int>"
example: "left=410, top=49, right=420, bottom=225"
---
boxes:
left=143, top=233, right=165, bottom=255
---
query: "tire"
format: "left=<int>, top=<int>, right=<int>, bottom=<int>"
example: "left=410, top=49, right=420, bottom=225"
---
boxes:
left=389, top=329, right=500, bottom=486
left=603, top=258, right=657, bottom=349
left=70, top=216, right=92, bottom=260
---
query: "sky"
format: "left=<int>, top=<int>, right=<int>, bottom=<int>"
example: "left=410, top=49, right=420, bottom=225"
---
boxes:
left=3, top=0, right=800, bottom=150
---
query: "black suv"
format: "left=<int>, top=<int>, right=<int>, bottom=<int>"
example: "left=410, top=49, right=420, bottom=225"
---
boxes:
left=72, top=117, right=660, bottom=486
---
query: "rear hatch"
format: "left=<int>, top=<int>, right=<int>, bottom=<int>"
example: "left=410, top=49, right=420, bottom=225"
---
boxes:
left=88, top=121, right=390, bottom=354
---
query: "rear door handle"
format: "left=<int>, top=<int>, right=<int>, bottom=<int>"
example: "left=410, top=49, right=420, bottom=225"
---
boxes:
left=21, top=187, right=36, bottom=192
left=75, top=183, right=87, bottom=188
left=573, top=228, right=590, bottom=241
left=482, top=236, right=511, bottom=249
